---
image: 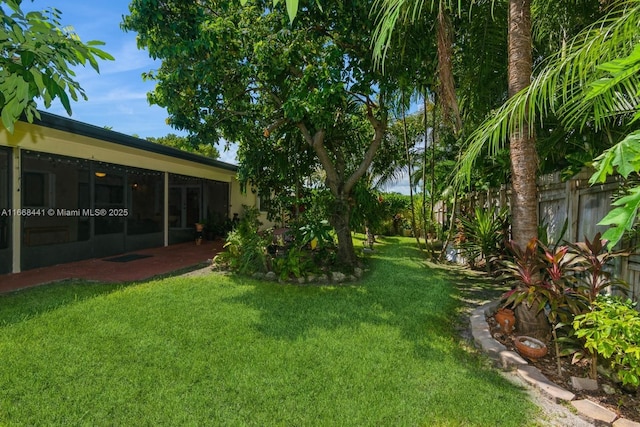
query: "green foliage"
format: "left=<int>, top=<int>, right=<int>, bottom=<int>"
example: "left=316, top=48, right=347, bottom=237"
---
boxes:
left=272, top=246, right=313, bottom=280
left=297, top=219, right=334, bottom=250
left=502, top=233, right=627, bottom=321
left=239, top=0, right=319, bottom=23
left=123, top=0, right=398, bottom=267
left=274, top=209, right=337, bottom=278
left=501, top=239, right=583, bottom=326
left=457, top=207, right=508, bottom=272
left=566, top=233, right=629, bottom=309
left=348, top=181, right=384, bottom=233
left=147, top=134, right=220, bottom=159
left=573, top=296, right=640, bottom=387
left=0, top=1, right=113, bottom=132
left=501, top=233, right=629, bottom=377
left=590, top=130, right=640, bottom=248
left=213, top=206, right=271, bottom=274
left=371, top=192, right=410, bottom=235
left=456, top=0, right=639, bottom=187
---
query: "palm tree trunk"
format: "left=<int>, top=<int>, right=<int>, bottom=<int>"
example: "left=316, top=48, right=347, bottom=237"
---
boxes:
left=508, top=0, right=548, bottom=338
left=437, top=4, right=462, bottom=134
left=508, top=0, right=537, bottom=249
left=422, top=92, right=429, bottom=253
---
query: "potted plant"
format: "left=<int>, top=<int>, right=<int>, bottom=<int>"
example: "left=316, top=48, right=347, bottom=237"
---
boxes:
left=195, top=221, right=205, bottom=245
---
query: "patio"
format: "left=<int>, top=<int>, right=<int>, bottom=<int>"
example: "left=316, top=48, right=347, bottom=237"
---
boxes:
left=0, top=240, right=224, bottom=294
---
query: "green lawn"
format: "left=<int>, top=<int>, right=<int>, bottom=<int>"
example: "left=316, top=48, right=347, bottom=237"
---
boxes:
left=0, top=237, right=537, bottom=426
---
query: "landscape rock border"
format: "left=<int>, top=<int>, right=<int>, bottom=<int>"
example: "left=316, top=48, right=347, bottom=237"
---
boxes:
left=471, top=301, right=640, bottom=427
left=203, top=258, right=367, bottom=285
left=250, top=266, right=365, bottom=285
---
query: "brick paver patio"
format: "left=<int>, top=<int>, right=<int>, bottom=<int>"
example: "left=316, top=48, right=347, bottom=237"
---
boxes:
left=0, top=240, right=224, bottom=293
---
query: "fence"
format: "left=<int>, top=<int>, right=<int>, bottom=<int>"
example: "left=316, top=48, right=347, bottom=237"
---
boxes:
left=464, top=169, right=640, bottom=304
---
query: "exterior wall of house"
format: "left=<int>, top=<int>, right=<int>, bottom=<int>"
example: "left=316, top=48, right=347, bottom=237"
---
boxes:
left=0, top=114, right=260, bottom=273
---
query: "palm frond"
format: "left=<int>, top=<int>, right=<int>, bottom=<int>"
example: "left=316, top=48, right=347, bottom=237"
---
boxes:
left=455, top=0, right=640, bottom=188
left=371, top=0, right=464, bottom=70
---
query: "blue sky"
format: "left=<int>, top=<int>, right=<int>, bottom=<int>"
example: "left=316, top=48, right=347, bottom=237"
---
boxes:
left=21, top=0, right=239, bottom=164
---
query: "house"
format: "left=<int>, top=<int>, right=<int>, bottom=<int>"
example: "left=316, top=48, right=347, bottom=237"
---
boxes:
left=0, top=111, right=263, bottom=274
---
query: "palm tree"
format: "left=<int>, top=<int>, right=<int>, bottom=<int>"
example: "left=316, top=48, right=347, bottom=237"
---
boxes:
left=507, top=0, right=537, bottom=250
left=372, top=0, right=462, bottom=133
left=371, top=0, right=541, bottom=249
left=456, top=0, right=640, bottom=249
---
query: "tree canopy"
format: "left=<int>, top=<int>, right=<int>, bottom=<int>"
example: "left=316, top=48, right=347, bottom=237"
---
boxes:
left=0, top=0, right=113, bottom=132
left=146, top=133, right=220, bottom=159
left=123, top=0, right=401, bottom=267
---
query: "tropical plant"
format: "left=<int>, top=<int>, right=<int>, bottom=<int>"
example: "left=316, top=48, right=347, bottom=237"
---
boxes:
left=567, top=232, right=629, bottom=310
left=213, top=206, right=271, bottom=274
left=0, top=1, right=113, bottom=132
left=457, top=206, right=508, bottom=272
left=501, top=238, right=565, bottom=339
left=296, top=219, right=335, bottom=251
left=501, top=232, right=630, bottom=374
left=573, top=295, right=640, bottom=386
left=590, top=126, right=640, bottom=249
left=272, top=247, right=313, bottom=280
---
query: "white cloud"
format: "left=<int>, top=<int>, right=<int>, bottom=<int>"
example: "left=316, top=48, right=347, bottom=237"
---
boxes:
left=101, top=39, right=158, bottom=75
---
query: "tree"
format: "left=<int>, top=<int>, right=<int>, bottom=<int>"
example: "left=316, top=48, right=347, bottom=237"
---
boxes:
left=240, top=0, right=317, bottom=23
left=123, top=0, right=397, bottom=268
left=457, top=0, right=640, bottom=248
left=0, top=1, right=113, bottom=132
left=372, top=0, right=462, bottom=134
left=507, top=0, right=536, bottom=250
left=237, top=128, right=319, bottom=224
left=147, top=134, right=220, bottom=159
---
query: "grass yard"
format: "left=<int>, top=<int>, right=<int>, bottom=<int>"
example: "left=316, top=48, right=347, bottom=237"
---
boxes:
left=0, top=237, right=538, bottom=426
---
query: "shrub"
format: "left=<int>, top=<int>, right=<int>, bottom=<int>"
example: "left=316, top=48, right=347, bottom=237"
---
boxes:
left=500, top=234, right=629, bottom=377
left=272, top=247, right=314, bottom=280
left=296, top=219, right=335, bottom=250
left=213, top=206, right=271, bottom=274
left=573, top=296, right=640, bottom=387
left=567, top=233, right=629, bottom=309
left=457, top=206, right=509, bottom=272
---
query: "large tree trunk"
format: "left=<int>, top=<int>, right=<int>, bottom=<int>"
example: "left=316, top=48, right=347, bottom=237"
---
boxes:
left=330, top=195, right=357, bottom=269
left=508, top=0, right=548, bottom=338
left=296, top=104, right=386, bottom=270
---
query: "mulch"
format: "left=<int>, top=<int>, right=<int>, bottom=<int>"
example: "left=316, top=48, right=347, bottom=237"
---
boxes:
left=487, top=314, right=640, bottom=423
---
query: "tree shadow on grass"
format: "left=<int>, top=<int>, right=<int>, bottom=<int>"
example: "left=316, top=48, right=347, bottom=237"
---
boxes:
left=224, top=237, right=493, bottom=361
left=0, top=263, right=208, bottom=327
left=221, top=238, right=536, bottom=423
left=0, top=280, right=129, bottom=327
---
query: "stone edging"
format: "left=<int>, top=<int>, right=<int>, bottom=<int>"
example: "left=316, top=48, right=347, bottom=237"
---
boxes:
left=471, top=301, right=640, bottom=427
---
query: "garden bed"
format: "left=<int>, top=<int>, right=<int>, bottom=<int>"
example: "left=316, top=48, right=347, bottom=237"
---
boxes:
left=488, top=314, right=640, bottom=422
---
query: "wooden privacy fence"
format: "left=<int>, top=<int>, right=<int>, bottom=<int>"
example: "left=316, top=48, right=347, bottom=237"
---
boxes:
left=464, top=169, right=640, bottom=305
